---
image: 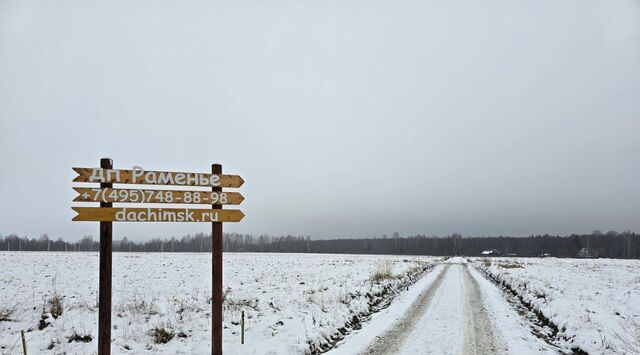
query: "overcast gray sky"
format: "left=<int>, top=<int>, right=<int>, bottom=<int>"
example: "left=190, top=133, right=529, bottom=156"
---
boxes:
left=1, top=0, right=639, bottom=241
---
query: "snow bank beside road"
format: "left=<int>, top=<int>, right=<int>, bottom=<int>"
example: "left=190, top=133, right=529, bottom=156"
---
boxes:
left=467, top=266, right=555, bottom=354
left=327, top=264, right=445, bottom=355
left=475, top=257, right=640, bottom=354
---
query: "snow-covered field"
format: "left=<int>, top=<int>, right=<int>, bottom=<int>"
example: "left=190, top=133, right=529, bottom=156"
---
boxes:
left=0, top=252, right=434, bottom=354
left=475, top=257, right=640, bottom=354
left=3, top=253, right=639, bottom=355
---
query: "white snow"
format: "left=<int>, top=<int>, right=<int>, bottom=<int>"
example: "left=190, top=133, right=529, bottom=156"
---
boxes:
left=476, top=257, right=640, bottom=354
left=326, top=264, right=446, bottom=355
left=397, top=263, right=466, bottom=355
left=3, top=252, right=637, bottom=354
left=467, top=265, right=556, bottom=354
left=329, top=257, right=557, bottom=355
left=0, top=252, right=435, bottom=354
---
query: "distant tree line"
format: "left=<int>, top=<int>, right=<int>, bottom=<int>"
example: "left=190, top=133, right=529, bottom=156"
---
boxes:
left=0, top=230, right=638, bottom=258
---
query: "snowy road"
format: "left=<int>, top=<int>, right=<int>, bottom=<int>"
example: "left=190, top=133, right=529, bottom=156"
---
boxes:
left=329, top=258, right=557, bottom=355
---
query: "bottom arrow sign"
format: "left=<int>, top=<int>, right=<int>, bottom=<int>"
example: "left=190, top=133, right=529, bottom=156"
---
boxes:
left=72, top=207, right=245, bottom=222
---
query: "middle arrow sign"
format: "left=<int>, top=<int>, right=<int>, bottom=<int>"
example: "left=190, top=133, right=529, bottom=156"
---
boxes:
left=73, top=188, right=245, bottom=205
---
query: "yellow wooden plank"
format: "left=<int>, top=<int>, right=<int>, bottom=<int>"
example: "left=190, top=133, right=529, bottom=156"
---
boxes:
left=72, top=207, right=244, bottom=222
left=73, top=187, right=244, bottom=205
left=73, top=167, right=244, bottom=188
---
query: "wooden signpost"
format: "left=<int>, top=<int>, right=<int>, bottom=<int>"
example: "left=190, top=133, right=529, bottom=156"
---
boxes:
left=72, top=159, right=244, bottom=355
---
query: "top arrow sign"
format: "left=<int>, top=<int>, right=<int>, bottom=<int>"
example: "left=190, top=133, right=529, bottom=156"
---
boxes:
left=73, top=167, right=244, bottom=188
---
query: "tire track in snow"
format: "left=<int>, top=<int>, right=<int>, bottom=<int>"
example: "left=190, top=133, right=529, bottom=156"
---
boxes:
left=360, top=264, right=451, bottom=355
left=359, top=261, right=507, bottom=355
left=462, top=264, right=506, bottom=355
left=335, top=259, right=559, bottom=354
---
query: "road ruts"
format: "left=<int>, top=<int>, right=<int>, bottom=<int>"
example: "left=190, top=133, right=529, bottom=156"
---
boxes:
left=359, top=262, right=508, bottom=355
left=361, top=264, right=450, bottom=355
left=462, top=264, right=507, bottom=355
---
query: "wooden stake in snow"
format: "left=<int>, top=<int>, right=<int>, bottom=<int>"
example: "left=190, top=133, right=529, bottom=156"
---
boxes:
left=21, top=330, right=27, bottom=355
left=241, top=311, right=245, bottom=344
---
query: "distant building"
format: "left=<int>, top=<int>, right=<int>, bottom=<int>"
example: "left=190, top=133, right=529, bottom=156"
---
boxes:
left=481, top=249, right=502, bottom=257
left=576, top=247, right=597, bottom=258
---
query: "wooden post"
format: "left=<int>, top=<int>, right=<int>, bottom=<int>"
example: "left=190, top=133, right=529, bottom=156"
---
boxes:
left=241, top=311, right=245, bottom=344
left=98, top=158, right=113, bottom=355
left=212, top=163, right=223, bottom=355
left=20, top=330, right=27, bottom=355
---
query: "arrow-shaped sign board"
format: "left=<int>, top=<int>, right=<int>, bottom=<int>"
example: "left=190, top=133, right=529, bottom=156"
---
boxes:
left=72, top=207, right=245, bottom=222
left=73, top=167, right=244, bottom=188
left=73, top=187, right=244, bottom=205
